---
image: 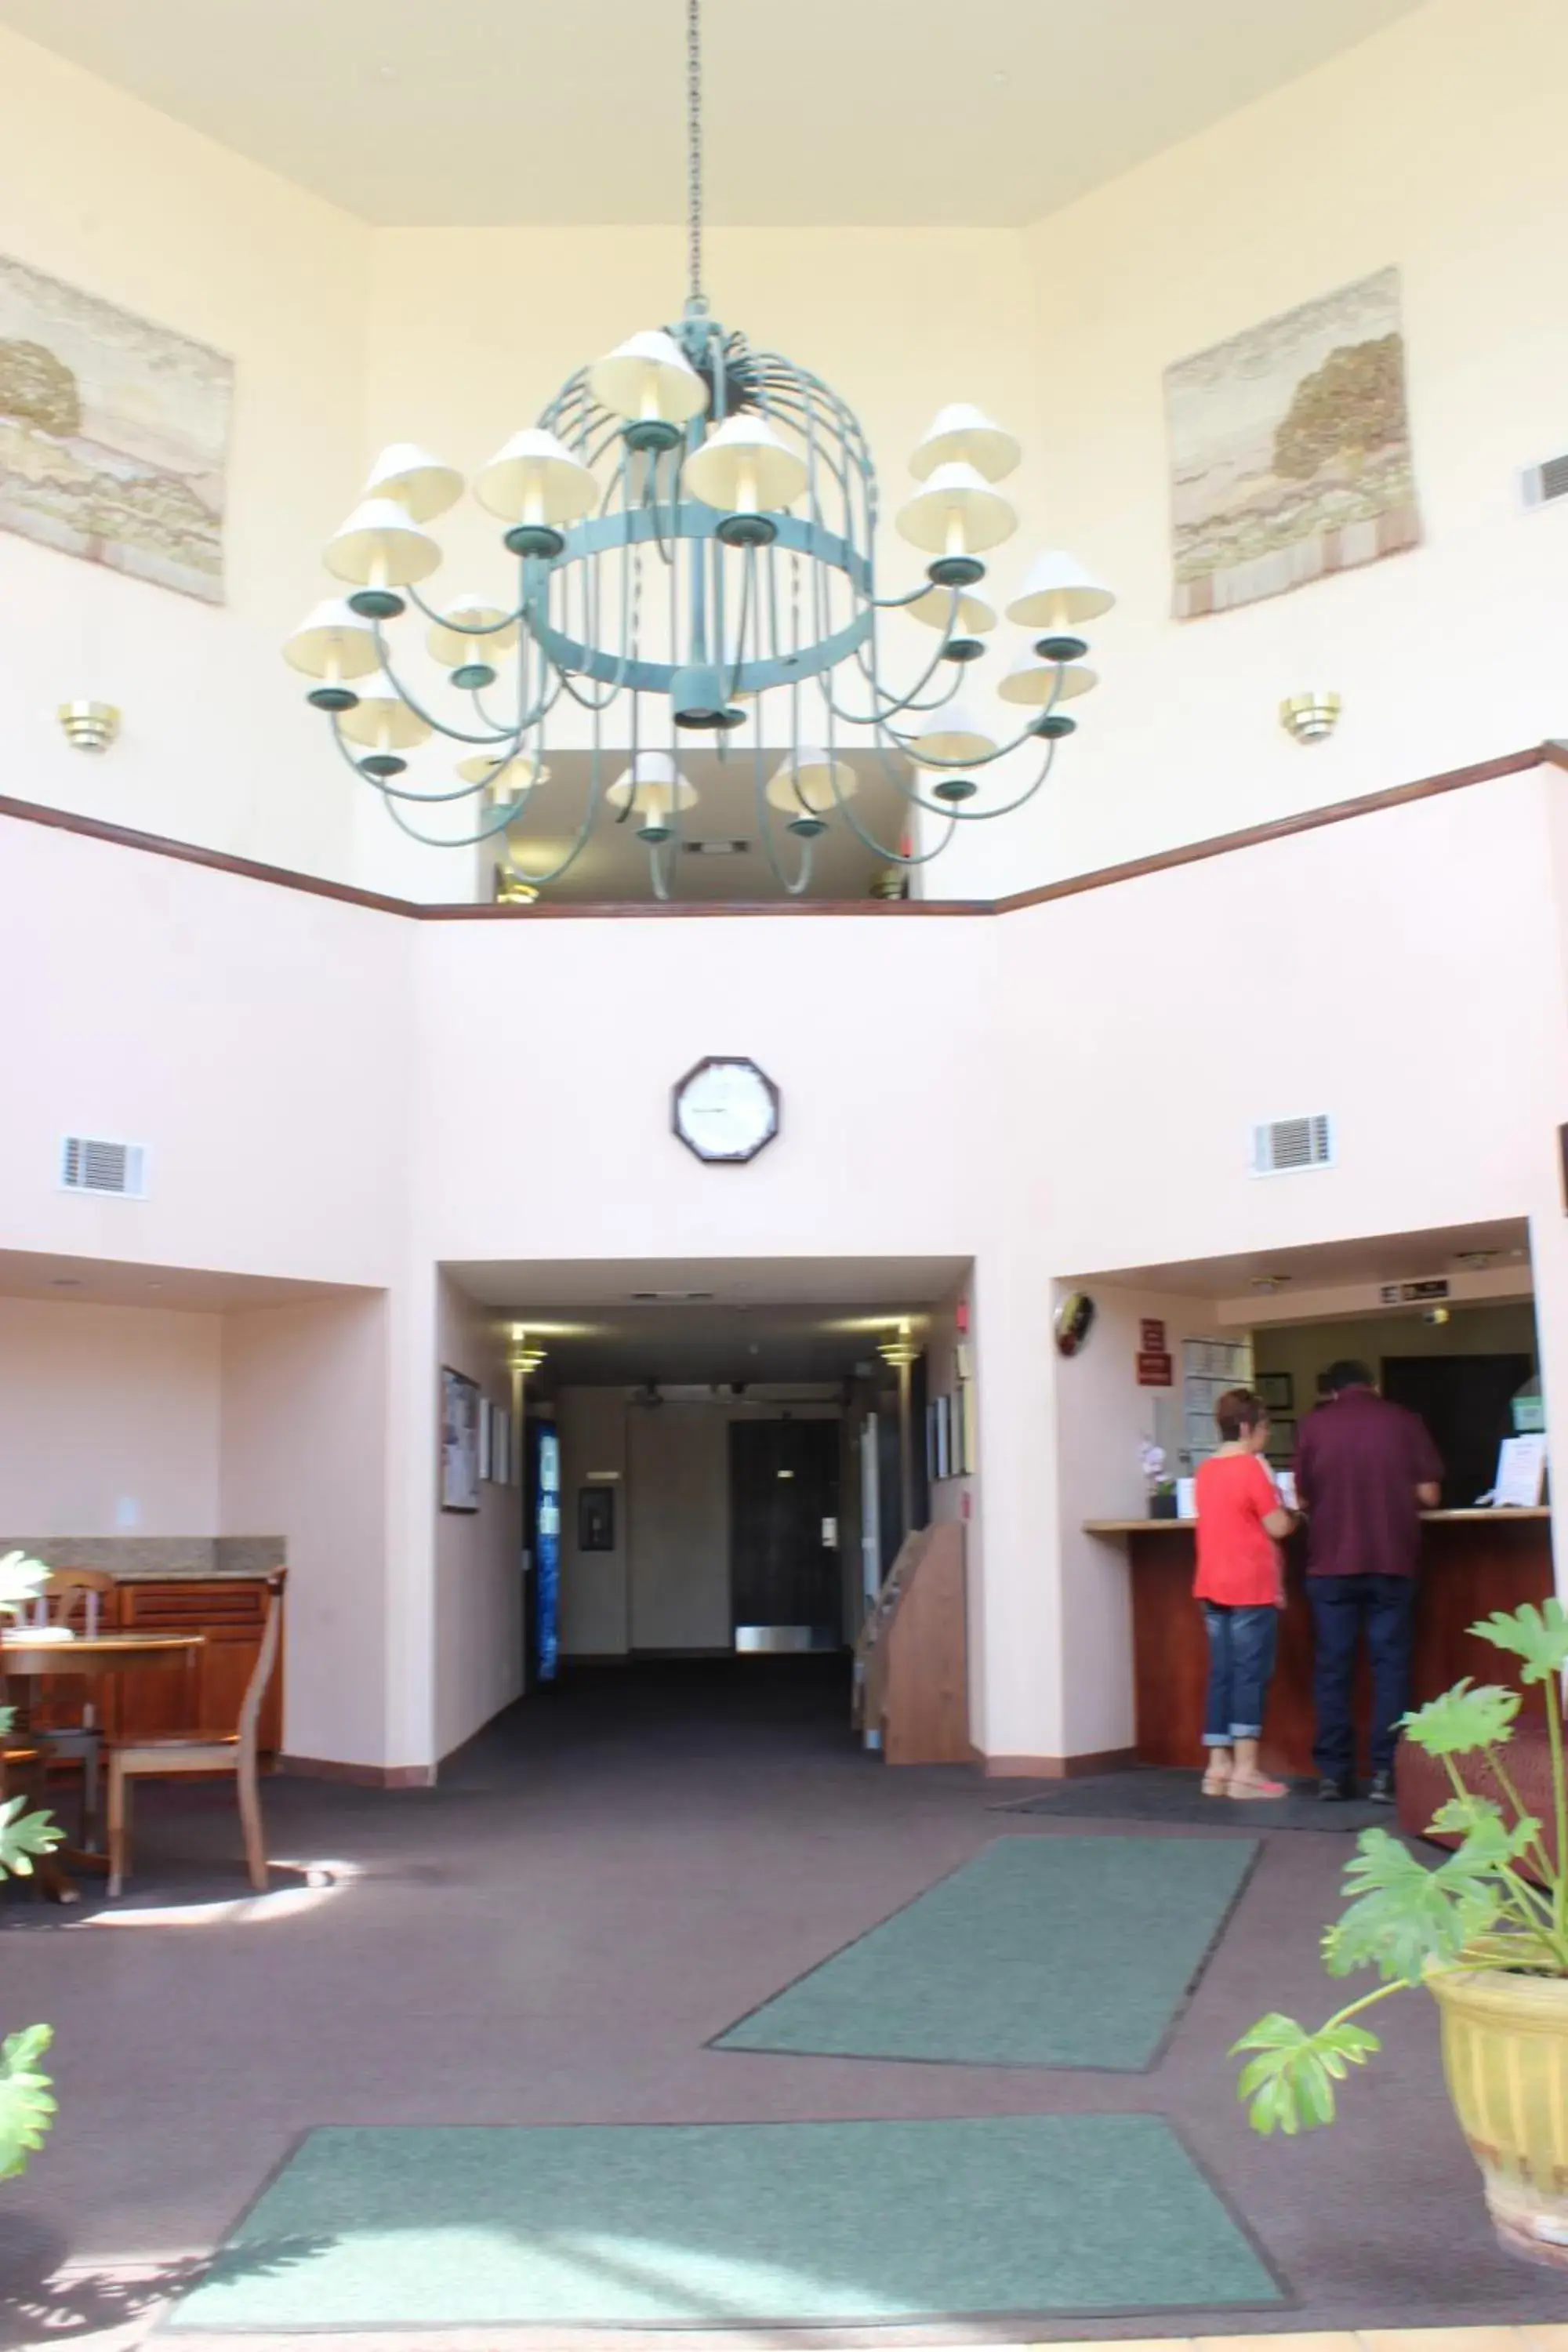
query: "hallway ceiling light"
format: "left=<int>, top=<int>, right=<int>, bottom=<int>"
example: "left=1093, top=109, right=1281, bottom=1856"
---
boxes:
left=283, top=0, right=1113, bottom=900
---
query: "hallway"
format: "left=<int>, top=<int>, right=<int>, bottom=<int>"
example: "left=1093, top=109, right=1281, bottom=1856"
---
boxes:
left=0, top=1668, right=1557, bottom=2343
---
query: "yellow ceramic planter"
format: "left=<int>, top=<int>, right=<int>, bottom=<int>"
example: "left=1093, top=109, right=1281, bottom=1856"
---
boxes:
left=1429, top=1966, right=1568, bottom=2265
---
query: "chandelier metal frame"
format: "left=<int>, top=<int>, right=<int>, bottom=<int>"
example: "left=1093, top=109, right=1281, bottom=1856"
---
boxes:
left=285, top=0, right=1112, bottom=899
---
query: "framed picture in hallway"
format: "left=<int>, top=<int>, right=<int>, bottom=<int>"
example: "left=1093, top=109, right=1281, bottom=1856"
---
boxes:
left=440, top=1367, right=481, bottom=1512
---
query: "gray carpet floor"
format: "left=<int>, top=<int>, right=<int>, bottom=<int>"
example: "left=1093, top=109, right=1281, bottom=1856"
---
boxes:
left=0, top=1657, right=1558, bottom=2347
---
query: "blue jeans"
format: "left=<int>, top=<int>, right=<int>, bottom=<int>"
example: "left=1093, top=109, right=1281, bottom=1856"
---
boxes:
left=1202, top=1603, right=1278, bottom=1745
left=1308, top=1573, right=1415, bottom=1780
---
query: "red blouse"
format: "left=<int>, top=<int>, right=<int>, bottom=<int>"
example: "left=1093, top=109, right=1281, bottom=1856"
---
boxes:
left=1193, top=1452, right=1283, bottom=1607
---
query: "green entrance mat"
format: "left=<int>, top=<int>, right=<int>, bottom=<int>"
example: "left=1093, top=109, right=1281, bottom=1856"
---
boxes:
left=167, top=2116, right=1280, bottom=2330
left=716, top=1833, right=1256, bottom=2069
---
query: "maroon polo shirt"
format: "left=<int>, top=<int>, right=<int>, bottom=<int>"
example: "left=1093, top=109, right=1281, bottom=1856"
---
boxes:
left=1294, top=1387, right=1443, bottom=1580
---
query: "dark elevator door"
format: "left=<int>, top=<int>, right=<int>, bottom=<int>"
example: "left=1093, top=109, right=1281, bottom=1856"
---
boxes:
left=730, top=1419, right=842, bottom=1640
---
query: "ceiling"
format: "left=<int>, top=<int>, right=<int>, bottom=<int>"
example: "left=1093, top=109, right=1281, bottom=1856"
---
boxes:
left=0, top=0, right=1428, bottom=228
left=485, top=747, right=906, bottom=904
left=0, top=1249, right=362, bottom=1312
left=1091, top=1219, right=1534, bottom=1303
left=445, top=1254, right=967, bottom=1383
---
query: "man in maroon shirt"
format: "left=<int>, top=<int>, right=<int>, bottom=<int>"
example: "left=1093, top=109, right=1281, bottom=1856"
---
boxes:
left=1295, top=1359, right=1443, bottom=1803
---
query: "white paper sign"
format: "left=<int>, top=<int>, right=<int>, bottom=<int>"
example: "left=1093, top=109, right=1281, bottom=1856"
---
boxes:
left=1274, top=1469, right=1298, bottom=1511
left=1176, top=1477, right=1197, bottom=1521
left=1493, top=1434, right=1547, bottom=1508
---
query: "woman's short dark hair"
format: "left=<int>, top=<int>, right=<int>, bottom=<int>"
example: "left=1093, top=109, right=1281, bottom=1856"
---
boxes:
left=1214, top=1387, right=1267, bottom=1443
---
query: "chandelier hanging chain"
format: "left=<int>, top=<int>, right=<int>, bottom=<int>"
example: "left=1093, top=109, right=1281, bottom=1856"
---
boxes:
left=686, top=0, right=704, bottom=310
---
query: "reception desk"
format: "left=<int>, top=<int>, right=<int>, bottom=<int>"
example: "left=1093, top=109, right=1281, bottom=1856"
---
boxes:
left=1085, top=1509, right=1555, bottom=1777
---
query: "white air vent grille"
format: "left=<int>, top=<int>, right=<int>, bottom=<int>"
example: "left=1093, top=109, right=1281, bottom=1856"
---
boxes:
left=1250, top=1115, right=1334, bottom=1177
left=60, top=1135, right=147, bottom=1198
left=1522, top=454, right=1568, bottom=507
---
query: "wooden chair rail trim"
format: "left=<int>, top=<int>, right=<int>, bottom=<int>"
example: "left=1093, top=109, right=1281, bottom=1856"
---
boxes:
left=0, top=742, right=1559, bottom=924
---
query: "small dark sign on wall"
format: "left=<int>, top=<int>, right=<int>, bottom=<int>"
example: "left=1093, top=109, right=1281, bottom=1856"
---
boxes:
left=1559, top=1123, right=1568, bottom=1214
left=1137, top=1352, right=1174, bottom=1388
left=578, top=1484, right=616, bottom=1552
left=1140, top=1317, right=1167, bottom=1353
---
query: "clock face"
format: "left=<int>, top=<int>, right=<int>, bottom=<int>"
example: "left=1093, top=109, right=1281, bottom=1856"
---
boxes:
left=673, top=1057, right=780, bottom=1164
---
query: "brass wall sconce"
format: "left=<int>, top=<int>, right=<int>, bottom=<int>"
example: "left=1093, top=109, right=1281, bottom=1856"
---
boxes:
left=493, top=868, right=540, bottom=906
left=1279, top=692, right=1341, bottom=744
left=58, top=701, right=121, bottom=753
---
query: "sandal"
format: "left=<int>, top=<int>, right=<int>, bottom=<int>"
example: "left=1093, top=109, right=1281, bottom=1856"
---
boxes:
left=1227, top=1773, right=1289, bottom=1801
left=1200, top=1765, right=1231, bottom=1796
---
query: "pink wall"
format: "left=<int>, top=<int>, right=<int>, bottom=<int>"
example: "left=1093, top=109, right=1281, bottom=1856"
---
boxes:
left=0, top=818, right=410, bottom=1286
left=220, top=1295, right=390, bottom=1766
left=2, top=762, right=1565, bottom=1769
left=0, top=1295, right=220, bottom=1534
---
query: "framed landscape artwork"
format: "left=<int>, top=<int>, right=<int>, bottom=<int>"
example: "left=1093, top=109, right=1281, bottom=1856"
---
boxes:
left=0, top=252, right=233, bottom=604
left=440, top=1367, right=481, bottom=1513
left=1164, top=266, right=1419, bottom=620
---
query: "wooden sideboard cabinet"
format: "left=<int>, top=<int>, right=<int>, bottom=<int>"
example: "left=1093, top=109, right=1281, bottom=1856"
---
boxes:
left=31, top=1577, right=284, bottom=1761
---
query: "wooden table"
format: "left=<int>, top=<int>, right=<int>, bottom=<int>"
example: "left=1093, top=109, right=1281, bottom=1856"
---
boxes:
left=1083, top=1509, right=1554, bottom=1779
left=2, top=1633, right=204, bottom=1902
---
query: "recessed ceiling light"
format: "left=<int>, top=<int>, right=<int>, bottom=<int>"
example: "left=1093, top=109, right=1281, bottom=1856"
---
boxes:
left=1250, top=1275, right=1290, bottom=1294
left=1454, top=1250, right=1497, bottom=1272
left=49, top=1277, right=82, bottom=1288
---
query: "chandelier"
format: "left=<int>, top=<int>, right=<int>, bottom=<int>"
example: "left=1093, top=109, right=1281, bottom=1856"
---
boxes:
left=283, top=1, right=1114, bottom=900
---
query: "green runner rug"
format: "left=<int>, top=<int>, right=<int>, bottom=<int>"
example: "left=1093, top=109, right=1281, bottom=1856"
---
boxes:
left=716, top=1832, right=1255, bottom=2068
left=168, top=2114, right=1279, bottom=2330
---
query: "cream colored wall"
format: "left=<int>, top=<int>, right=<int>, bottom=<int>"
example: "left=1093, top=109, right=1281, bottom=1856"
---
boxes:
left=0, top=25, right=372, bottom=883
left=942, top=0, right=1568, bottom=895
left=432, top=1272, right=524, bottom=1760
left=220, top=1296, right=390, bottom=1768
left=0, top=1296, right=220, bottom=1534
left=3, top=0, right=1566, bottom=903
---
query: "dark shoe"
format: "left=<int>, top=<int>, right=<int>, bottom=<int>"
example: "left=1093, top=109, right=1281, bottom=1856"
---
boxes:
left=1318, top=1776, right=1355, bottom=1802
left=1367, top=1770, right=1396, bottom=1806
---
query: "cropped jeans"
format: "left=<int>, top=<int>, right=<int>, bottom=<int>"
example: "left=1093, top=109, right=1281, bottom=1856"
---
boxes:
left=1201, top=1602, right=1279, bottom=1746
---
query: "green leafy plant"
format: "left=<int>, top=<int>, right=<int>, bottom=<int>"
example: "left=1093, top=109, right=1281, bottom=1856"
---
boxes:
left=0, top=1550, right=61, bottom=2178
left=1234, top=1599, right=1568, bottom=2135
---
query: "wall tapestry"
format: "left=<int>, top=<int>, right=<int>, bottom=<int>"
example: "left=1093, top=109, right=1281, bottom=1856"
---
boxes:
left=0, top=254, right=232, bottom=604
left=1163, top=266, right=1419, bottom=620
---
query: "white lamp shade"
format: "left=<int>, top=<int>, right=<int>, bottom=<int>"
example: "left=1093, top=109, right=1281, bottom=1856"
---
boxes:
left=457, top=750, right=550, bottom=800
left=325, top=498, right=442, bottom=590
left=474, top=429, right=597, bottom=526
left=683, top=415, right=808, bottom=513
left=362, top=442, right=463, bottom=523
left=904, top=583, right=997, bottom=636
left=998, top=655, right=1099, bottom=707
left=906, top=700, right=998, bottom=766
left=282, top=599, right=382, bottom=681
left=588, top=329, right=709, bottom=426
left=765, top=750, right=858, bottom=815
left=1004, top=550, right=1116, bottom=630
left=895, top=462, right=1016, bottom=557
left=910, top=402, right=1020, bottom=485
left=336, top=672, right=433, bottom=752
left=426, top=597, right=521, bottom=667
left=608, top=751, right=698, bottom=818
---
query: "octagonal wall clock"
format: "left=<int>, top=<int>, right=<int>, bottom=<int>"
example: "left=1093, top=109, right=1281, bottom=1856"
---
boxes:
left=672, top=1057, right=781, bottom=1164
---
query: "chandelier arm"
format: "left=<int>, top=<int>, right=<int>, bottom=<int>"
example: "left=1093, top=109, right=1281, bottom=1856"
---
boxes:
left=366, top=619, right=533, bottom=748
left=499, top=743, right=613, bottom=887
left=884, top=732, right=1062, bottom=825
left=750, top=735, right=815, bottom=899
left=403, top=582, right=528, bottom=636
left=813, top=626, right=964, bottom=725
left=818, top=763, right=960, bottom=869
left=326, top=717, right=510, bottom=808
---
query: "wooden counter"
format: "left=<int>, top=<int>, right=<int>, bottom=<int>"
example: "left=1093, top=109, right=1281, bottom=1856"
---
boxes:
left=26, top=1577, right=284, bottom=1759
left=1086, top=1510, right=1554, bottom=1778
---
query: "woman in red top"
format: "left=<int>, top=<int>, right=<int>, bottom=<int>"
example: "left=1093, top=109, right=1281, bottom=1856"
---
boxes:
left=1193, top=1387, right=1297, bottom=1799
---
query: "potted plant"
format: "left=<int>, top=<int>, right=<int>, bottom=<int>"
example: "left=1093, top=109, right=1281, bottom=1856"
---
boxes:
left=1232, top=1597, right=1568, bottom=2266
left=0, top=1552, right=61, bottom=2180
left=1141, top=1440, right=1178, bottom=1519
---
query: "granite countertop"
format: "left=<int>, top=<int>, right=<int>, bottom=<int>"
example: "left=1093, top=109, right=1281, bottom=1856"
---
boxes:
left=1, top=1537, right=285, bottom=1581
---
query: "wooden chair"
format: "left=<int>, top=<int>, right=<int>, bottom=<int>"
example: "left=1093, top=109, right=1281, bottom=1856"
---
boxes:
left=31, top=1567, right=115, bottom=1838
left=105, top=1569, right=285, bottom=1898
